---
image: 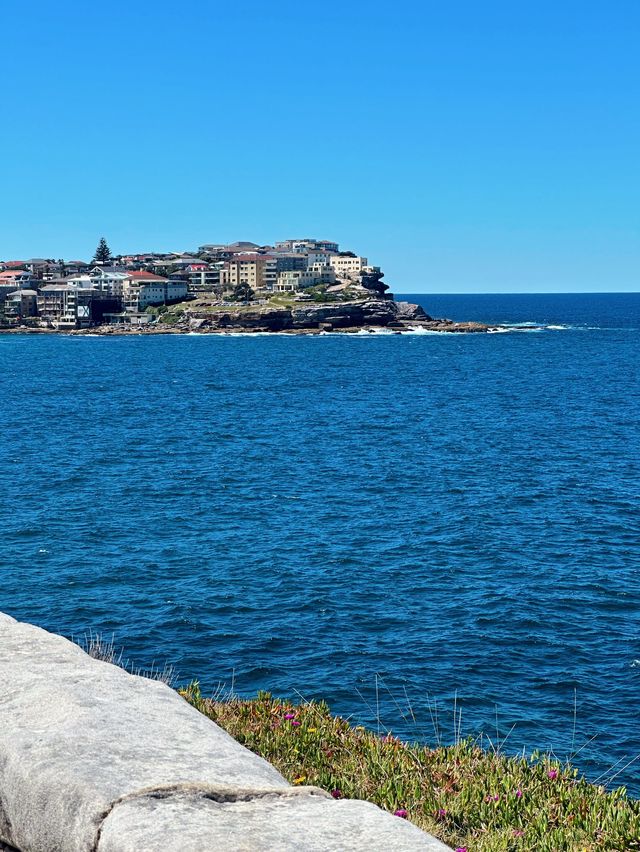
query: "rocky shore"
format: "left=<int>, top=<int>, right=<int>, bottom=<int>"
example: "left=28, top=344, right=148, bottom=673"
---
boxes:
left=0, top=298, right=498, bottom=336
left=76, top=298, right=494, bottom=335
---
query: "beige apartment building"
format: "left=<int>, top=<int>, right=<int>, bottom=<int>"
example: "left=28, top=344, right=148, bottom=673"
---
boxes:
left=275, top=264, right=336, bottom=292
left=219, top=255, right=277, bottom=291
left=329, top=255, right=368, bottom=280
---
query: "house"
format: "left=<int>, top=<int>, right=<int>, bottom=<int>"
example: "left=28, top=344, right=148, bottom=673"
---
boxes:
left=86, top=266, right=129, bottom=296
left=24, top=258, right=55, bottom=276
left=0, top=269, right=34, bottom=288
left=0, top=270, right=34, bottom=304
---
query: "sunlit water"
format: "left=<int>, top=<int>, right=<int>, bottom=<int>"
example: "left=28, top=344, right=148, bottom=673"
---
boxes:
left=1, top=293, right=639, bottom=792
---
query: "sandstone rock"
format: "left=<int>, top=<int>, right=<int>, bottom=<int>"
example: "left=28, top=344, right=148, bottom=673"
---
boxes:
left=0, top=612, right=452, bottom=851
left=0, top=613, right=286, bottom=851
left=98, top=788, right=450, bottom=851
left=290, top=303, right=365, bottom=328
left=360, top=300, right=398, bottom=325
left=393, top=301, right=432, bottom=321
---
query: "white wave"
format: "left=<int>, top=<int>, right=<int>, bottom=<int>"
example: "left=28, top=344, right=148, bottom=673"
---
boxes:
left=490, top=326, right=543, bottom=334
left=354, top=327, right=397, bottom=335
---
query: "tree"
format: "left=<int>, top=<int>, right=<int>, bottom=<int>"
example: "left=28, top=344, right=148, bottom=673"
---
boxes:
left=93, top=237, right=112, bottom=264
left=231, top=282, right=255, bottom=303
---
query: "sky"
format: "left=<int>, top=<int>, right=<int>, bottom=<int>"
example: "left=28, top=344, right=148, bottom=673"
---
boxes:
left=0, top=0, right=638, bottom=292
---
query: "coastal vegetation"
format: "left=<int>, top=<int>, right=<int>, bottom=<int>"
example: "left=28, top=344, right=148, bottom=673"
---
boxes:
left=181, top=684, right=640, bottom=852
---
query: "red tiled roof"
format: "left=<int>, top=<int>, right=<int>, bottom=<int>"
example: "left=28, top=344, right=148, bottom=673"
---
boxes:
left=127, top=271, right=168, bottom=281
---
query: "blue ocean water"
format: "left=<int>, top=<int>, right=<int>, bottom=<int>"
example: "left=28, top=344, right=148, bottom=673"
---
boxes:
left=1, top=293, right=639, bottom=793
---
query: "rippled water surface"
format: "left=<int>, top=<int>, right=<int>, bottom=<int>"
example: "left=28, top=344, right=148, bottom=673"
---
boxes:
left=1, top=293, right=639, bottom=792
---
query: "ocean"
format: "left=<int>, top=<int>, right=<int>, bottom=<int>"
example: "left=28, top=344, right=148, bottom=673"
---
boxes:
left=1, top=292, right=639, bottom=793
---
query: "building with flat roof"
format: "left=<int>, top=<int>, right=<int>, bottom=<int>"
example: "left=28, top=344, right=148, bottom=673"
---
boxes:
left=329, top=255, right=368, bottom=280
left=220, top=255, right=277, bottom=292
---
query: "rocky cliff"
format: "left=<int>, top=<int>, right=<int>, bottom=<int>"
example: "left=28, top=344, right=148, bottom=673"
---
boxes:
left=172, top=299, right=493, bottom=334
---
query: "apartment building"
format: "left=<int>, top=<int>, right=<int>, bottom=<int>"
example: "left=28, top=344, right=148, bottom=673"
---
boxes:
left=122, top=271, right=188, bottom=311
left=274, top=263, right=335, bottom=292
left=4, top=289, right=38, bottom=319
left=37, top=285, right=118, bottom=329
left=329, top=255, right=368, bottom=280
left=274, top=254, right=308, bottom=273
left=274, top=270, right=317, bottom=291
left=181, top=263, right=222, bottom=293
left=219, top=255, right=277, bottom=291
left=274, top=239, right=339, bottom=254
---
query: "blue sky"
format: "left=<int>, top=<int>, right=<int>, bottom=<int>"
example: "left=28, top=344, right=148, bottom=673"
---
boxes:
left=1, top=0, right=638, bottom=292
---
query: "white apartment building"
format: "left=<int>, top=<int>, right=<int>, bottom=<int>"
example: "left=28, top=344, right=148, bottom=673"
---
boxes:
left=305, top=251, right=334, bottom=266
left=183, top=263, right=222, bottom=292
left=122, top=272, right=188, bottom=311
left=78, top=267, right=129, bottom=296
left=275, top=239, right=339, bottom=254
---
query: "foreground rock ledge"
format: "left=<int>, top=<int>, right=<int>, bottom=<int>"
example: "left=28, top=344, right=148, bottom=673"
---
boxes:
left=0, top=613, right=450, bottom=851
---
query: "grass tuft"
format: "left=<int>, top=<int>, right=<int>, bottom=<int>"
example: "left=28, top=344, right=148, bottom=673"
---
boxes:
left=180, top=685, right=640, bottom=851
left=79, top=631, right=176, bottom=686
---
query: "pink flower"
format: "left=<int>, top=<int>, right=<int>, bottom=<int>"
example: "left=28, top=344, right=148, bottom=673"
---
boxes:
left=331, top=789, right=343, bottom=799
left=513, top=830, right=524, bottom=837
left=547, top=769, right=558, bottom=780
left=436, top=808, right=447, bottom=819
left=516, top=789, right=523, bottom=798
left=291, top=720, right=301, bottom=727
left=394, top=809, right=408, bottom=818
left=456, top=848, right=468, bottom=852
left=284, top=713, right=295, bottom=720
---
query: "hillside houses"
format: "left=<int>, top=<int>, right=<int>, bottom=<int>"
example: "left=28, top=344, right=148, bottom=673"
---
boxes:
left=0, top=238, right=386, bottom=329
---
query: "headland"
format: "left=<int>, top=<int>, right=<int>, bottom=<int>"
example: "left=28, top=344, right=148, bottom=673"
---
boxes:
left=0, top=237, right=496, bottom=335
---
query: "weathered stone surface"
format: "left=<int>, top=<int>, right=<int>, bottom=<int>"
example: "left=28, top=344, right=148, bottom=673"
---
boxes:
left=394, top=301, right=432, bottom=321
left=0, top=612, right=451, bottom=851
left=0, top=613, right=286, bottom=851
left=290, top=303, right=365, bottom=328
left=360, top=300, right=399, bottom=325
left=98, top=787, right=451, bottom=852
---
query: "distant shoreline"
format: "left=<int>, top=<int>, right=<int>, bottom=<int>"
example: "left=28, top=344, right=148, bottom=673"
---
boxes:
left=1, top=297, right=497, bottom=336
